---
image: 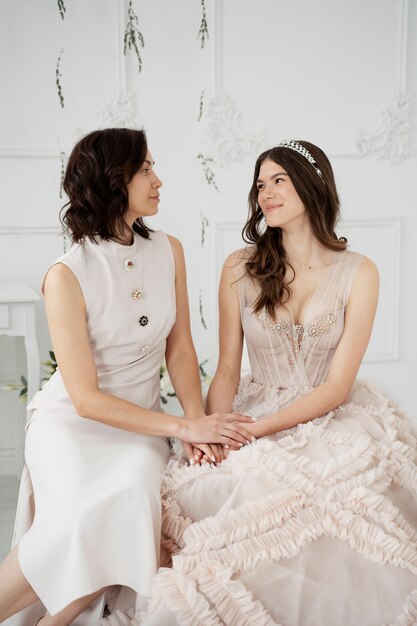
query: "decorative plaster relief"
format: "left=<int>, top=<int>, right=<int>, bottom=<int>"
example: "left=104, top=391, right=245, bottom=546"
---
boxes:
left=206, top=90, right=267, bottom=168
left=356, top=93, right=411, bottom=164
left=97, top=91, right=135, bottom=129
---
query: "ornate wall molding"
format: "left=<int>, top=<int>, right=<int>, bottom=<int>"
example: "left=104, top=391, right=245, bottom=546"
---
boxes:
left=97, top=90, right=135, bottom=129
left=208, top=0, right=411, bottom=163
left=0, top=226, right=61, bottom=235
left=203, top=0, right=267, bottom=168
left=205, top=90, right=267, bottom=168
left=0, top=147, right=60, bottom=159
left=353, top=0, right=411, bottom=163
left=356, top=93, right=411, bottom=163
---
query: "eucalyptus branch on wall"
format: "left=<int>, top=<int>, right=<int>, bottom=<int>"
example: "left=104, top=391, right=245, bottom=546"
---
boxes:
left=124, top=0, right=145, bottom=72
left=200, top=212, right=209, bottom=246
left=199, top=290, right=207, bottom=329
left=197, top=153, right=219, bottom=191
left=55, top=48, right=65, bottom=108
left=197, top=90, right=205, bottom=122
left=59, top=151, right=67, bottom=199
left=57, top=0, right=66, bottom=19
left=198, top=0, right=209, bottom=48
left=63, top=231, right=71, bottom=254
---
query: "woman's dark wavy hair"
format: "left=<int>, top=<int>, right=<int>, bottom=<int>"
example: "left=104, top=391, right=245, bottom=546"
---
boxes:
left=61, top=128, right=153, bottom=243
left=243, top=140, right=347, bottom=319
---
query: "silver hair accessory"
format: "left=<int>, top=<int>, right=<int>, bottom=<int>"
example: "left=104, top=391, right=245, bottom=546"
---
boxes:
left=279, top=140, right=323, bottom=178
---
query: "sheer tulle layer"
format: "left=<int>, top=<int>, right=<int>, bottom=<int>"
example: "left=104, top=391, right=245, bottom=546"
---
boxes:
left=126, top=253, right=417, bottom=624
left=132, top=379, right=417, bottom=626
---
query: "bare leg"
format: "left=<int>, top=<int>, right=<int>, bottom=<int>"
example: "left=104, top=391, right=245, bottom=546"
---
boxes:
left=0, top=546, right=106, bottom=626
left=0, top=545, right=38, bottom=621
left=38, top=588, right=105, bottom=626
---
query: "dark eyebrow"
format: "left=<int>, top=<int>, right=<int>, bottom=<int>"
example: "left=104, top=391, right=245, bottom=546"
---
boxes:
left=143, top=159, right=155, bottom=166
left=256, top=171, right=288, bottom=183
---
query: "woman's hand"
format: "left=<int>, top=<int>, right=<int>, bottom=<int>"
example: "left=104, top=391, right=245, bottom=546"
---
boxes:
left=193, top=443, right=227, bottom=465
left=182, top=442, right=226, bottom=465
left=182, top=442, right=196, bottom=464
left=236, top=418, right=264, bottom=439
left=180, top=413, right=256, bottom=447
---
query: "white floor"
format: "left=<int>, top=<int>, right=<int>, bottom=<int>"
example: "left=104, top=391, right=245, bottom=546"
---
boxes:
left=0, top=475, right=18, bottom=560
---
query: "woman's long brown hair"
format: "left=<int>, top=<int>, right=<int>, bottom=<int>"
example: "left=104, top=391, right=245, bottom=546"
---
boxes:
left=243, top=141, right=347, bottom=319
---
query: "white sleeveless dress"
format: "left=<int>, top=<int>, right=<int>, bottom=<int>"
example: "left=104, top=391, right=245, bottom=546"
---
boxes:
left=134, top=249, right=417, bottom=626
left=6, top=230, right=175, bottom=624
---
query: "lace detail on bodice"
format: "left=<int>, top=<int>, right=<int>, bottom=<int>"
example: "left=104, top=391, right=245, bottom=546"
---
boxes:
left=237, top=249, right=363, bottom=387
left=257, top=310, right=337, bottom=356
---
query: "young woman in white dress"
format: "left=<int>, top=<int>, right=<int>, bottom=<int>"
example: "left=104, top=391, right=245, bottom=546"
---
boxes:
left=0, top=128, right=255, bottom=626
left=138, top=140, right=417, bottom=626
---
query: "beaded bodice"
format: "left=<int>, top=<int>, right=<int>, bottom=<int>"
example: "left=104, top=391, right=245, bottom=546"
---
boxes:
left=257, top=310, right=337, bottom=355
left=236, top=249, right=363, bottom=389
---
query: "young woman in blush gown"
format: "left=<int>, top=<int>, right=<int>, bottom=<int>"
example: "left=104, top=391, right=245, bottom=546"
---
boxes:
left=0, top=129, right=255, bottom=626
left=137, top=140, right=417, bottom=626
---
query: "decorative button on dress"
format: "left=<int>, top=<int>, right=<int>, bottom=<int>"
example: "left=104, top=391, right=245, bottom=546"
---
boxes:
left=6, top=231, right=176, bottom=624
left=137, top=249, right=417, bottom=626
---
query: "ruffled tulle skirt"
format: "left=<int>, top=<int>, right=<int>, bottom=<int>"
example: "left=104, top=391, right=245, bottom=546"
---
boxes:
left=108, top=378, right=417, bottom=626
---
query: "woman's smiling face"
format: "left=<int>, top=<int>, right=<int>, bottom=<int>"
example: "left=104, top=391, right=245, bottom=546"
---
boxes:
left=256, top=158, right=306, bottom=229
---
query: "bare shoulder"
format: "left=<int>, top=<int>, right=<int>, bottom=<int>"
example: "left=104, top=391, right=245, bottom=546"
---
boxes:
left=166, top=233, right=184, bottom=258
left=166, top=234, right=186, bottom=280
left=355, top=255, right=379, bottom=286
left=347, top=254, right=379, bottom=310
left=221, top=248, right=252, bottom=295
left=44, top=262, right=79, bottom=294
left=224, top=246, right=253, bottom=270
left=44, top=263, right=86, bottom=313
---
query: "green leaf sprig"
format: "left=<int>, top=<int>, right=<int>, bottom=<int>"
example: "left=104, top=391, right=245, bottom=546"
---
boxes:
left=198, top=0, right=209, bottom=48
left=1, top=376, right=28, bottom=403
left=197, top=153, right=219, bottom=191
left=56, top=48, right=65, bottom=108
left=199, top=290, right=207, bottom=329
left=57, top=0, right=66, bottom=19
left=59, top=151, right=66, bottom=199
left=200, top=212, right=209, bottom=247
left=41, top=351, right=58, bottom=385
left=124, top=0, right=145, bottom=72
left=1, top=352, right=58, bottom=405
left=197, top=90, right=205, bottom=121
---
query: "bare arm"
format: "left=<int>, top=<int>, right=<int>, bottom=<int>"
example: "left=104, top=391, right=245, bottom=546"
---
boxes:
left=166, top=240, right=253, bottom=463
left=165, top=235, right=205, bottom=420
left=247, top=257, right=379, bottom=437
left=44, top=258, right=253, bottom=445
left=206, top=253, right=244, bottom=414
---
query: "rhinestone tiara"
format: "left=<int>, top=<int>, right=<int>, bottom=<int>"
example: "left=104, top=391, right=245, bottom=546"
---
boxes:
left=279, top=140, right=322, bottom=178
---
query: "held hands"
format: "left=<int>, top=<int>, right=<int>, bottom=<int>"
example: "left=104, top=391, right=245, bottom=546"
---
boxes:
left=181, top=413, right=257, bottom=466
left=183, top=442, right=226, bottom=465
left=181, top=412, right=256, bottom=447
left=191, top=417, right=262, bottom=465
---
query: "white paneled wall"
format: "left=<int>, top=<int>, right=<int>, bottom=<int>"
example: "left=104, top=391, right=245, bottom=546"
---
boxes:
left=0, top=0, right=416, bottom=475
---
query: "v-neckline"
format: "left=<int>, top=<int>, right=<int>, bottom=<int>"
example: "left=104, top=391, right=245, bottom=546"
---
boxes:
left=278, top=251, right=343, bottom=327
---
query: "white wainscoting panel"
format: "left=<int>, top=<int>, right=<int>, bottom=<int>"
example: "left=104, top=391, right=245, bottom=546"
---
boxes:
left=338, top=218, right=401, bottom=362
